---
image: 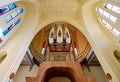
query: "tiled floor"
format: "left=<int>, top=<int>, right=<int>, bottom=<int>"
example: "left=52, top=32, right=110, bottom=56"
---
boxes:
left=14, top=65, right=107, bottom=82
left=82, top=66, right=107, bottom=82
left=14, top=65, right=39, bottom=82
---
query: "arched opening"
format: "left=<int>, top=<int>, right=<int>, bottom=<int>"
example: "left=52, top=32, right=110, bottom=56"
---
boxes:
left=114, top=50, right=120, bottom=62
left=0, top=51, right=7, bottom=64
left=82, top=0, right=120, bottom=82
left=29, top=22, right=95, bottom=66
left=43, top=67, right=75, bottom=82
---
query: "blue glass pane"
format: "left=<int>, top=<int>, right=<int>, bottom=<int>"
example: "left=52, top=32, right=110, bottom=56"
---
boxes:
left=15, top=18, right=21, bottom=25
left=9, top=3, right=16, bottom=10
left=8, top=23, right=16, bottom=31
left=2, top=28, right=9, bottom=36
left=18, top=8, right=24, bottom=14
left=0, top=6, right=9, bottom=15
left=5, top=15, right=12, bottom=22
left=11, top=12, right=18, bottom=18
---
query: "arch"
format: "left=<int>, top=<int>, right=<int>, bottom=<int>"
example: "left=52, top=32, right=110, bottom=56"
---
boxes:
left=42, top=67, right=76, bottom=82
left=0, top=0, right=40, bottom=81
left=34, top=20, right=88, bottom=43
left=82, top=0, right=120, bottom=82
left=29, top=21, right=91, bottom=63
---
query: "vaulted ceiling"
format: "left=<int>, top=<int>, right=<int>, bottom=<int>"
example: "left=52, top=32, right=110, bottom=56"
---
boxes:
left=40, top=0, right=80, bottom=17
left=36, top=0, right=88, bottom=19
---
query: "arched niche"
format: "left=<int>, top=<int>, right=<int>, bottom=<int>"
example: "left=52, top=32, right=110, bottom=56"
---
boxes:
left=114, top=50, right=120, bottom=62
left=0, top=51, right=7, bottom=64
left=29, top=22, right=91, bottom=62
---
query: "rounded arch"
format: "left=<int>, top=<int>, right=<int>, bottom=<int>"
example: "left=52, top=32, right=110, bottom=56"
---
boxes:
left=34, top=19, right=87, bottom=41
left=30, top=20, right=92, bottom=63
left=0, top=0, right=40, bottom=81
left=82, top=0, right=120, bottom=82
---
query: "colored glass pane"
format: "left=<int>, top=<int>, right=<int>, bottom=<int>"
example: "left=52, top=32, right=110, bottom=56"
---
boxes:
left=11, top=12, right=18, bottom=18
left=2, top=28, right=9, bottom=36
left=8, top=23, right=16, bottom=31
left=9, top=3, right=16, bottom=10
left=5, top=15, right=12, bottom=22
left=0, top=3, right=17, bottom=16
left=18, top=8, right=24, bottom=14
left=15, top=18, right=21, bottom=25
left=0, top=6, right=9, bottom=15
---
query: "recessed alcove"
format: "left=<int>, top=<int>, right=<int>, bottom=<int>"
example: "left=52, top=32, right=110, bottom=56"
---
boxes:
left=0, top=51, right=7, bottom=64
left=114, top=50, right=120, bottom=62
left=29, top=22, right=90, bottom=62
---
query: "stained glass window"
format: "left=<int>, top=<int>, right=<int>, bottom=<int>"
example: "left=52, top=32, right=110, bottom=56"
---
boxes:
left=11, top=12, right=18, bottom=18
left=0, top=3, right=16, bottom=16
left=101, top=19, right=107, bottom=25
left=100, top=3, right=120, bottom=37
left=2, top=28, right=9, bottom=36
left=109, top=15, right=117, bottom=22
left=5, top=8, right=24, bottom=23
left=0, top=6, right=9, bottom=15
left=112, top=6, right=120, bottom=14
left=15, top=18, right=21, bottom=25
left=101, top=18, right=113, bottom=30
left=5, top=15, right=12, bottom=23
left=101, top=18, right=120, bottom=37
left=105, top=3, right=120, bottom=14
left=0, top=3, right=23, bottom=45
left=97, top=8, right=103, bottom=14
left=103, top=11, right=110, bottom=18
left=97, top=8, right=117, bottom=23
left=9, top=3, right=16, bottom=10
left=105, top=4, right=112, bottom=9
left=8, top=23, right=16, bottom=31
left=2, top=18, right=21, bottom=36
left=112, top=28, right=120, bottom=36
left=18, top=8, right=24, bottom=14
